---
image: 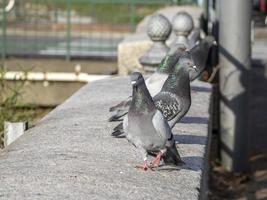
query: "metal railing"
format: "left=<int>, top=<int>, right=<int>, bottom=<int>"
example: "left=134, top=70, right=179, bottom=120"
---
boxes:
left=0, top=0, right=196, bottom=60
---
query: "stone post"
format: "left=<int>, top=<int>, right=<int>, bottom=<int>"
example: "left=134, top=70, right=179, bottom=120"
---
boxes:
left=139, top=13, right=171, bottom=72
left=171, top=11, right=194, bottom=49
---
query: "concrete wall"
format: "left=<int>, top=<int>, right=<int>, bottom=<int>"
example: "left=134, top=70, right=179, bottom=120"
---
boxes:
left=0, top=77, right=212, bottom=199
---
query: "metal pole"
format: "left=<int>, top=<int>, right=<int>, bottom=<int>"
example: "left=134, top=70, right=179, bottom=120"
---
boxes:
left=201, top=0, right=209, bottom=34
left=219, top=0, right=251, bottom=172
left=66, top=0, right=71, bottom=61
left=2, top=0, right=7, bottom=61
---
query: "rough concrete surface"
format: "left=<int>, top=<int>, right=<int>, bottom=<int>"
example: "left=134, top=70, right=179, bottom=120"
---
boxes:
left=0, top=77, right=212, bottom=200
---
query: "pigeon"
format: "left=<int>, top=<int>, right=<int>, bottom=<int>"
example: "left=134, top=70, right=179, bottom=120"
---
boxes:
left=111, top=51, right=196, bottom=136
left=153, top=51, right=196, bottom=129
left=189, top=36, right=217, bottom=81
left=109, top=37, right=216, bottom=122
left=108, top=44, right=187, bottom=122
left=123, top=72, right=183, bottom=170
left=188, top=28, right=201, bottom=49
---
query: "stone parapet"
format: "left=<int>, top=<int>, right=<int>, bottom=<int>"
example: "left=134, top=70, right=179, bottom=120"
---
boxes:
left=0, top=77, right=212, bottom=199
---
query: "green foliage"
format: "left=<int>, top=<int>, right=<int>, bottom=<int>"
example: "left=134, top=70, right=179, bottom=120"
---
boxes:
left=20, top=1, right=169, bottom=25
left=0, top=66, right=36, bottom=148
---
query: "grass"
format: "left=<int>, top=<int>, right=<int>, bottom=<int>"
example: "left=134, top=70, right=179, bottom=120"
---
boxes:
left=16, top=1, right=177, bottom=26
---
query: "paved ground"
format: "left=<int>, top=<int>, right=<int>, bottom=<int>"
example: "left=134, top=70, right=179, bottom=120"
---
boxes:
left=0, top=77, right=211, bottom=200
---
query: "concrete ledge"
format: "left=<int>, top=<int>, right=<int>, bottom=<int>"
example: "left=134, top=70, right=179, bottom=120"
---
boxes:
left=0, top=77, right=212, bottom=199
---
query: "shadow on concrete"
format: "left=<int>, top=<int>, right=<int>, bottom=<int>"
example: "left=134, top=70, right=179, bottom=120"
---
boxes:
left=250, top=59, right=267, bottom=153
left=191, top=85, right=212, bottom=93
left=156, top=156, right=203, bottom=172
left=174, top=135, right=206, bottom=145
left=180, top=116, right=208, bottom=124
left=182, top=156, right=203, bottom=171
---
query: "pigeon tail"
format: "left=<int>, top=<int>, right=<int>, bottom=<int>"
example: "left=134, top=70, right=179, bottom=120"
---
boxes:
left=109, top=97, right=132, bottom=121
left=109, top=97, right=132, bottom=112
left=111, top=129, right=124, bottom=137
left=108, top=110, right=127, bottom=122
left=111, top=122, right=124, bottom=137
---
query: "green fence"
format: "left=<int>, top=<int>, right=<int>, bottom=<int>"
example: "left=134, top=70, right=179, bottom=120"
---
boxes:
left=0, top=0, right=196, bottom=60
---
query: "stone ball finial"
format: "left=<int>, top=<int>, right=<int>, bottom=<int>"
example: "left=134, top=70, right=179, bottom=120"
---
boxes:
left=172, top=11, right=194, bottom=36
left=139, top=13, right=171, bottom=72
left=147, top=13, right=172, bottom=42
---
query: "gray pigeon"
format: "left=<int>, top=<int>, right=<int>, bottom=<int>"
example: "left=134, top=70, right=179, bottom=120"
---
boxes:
left=188, top=28, right=201, bottom=49
left=153, top=51, right=197, bottom=129
left=108, top=44, right=187, bottom=122
left=189, top=36, right=217, bottom=81
left=109, top=37, right=216, bottom=122
left=123, top=72, right=183, bottom=170
left=111, top=51, right=196, bottom=137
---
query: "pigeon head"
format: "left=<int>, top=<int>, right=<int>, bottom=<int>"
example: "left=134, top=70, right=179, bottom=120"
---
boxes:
left=158, top=43, right=187, bottom=74
left=196, top=36, right=217, bottom=49
left=189, top=36, right=217, bottom=80
left=129, top=72, right=155, bottom=114
left=130, top=72, right=144, bottom=87
left=173, top=51, right=197, bottom=75
left=162, top=51, right=196, bottom=91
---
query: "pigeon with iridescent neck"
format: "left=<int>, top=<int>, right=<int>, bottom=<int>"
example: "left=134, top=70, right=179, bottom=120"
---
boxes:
left=123, top=72, right=183, bottom=170
left=153, top=50, right=196, bottom=129
left=108, top=44, right=186, bottom=122
left=111, top=51, right=196, bottom=138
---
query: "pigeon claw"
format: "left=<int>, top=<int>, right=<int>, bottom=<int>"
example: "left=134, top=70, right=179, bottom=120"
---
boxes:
left=151, top=152, right=163, bottom=168
left=135, top=161, right=153, bottom=171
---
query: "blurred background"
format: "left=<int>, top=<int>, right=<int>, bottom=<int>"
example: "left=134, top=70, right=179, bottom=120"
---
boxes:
left=0, top=0, right=196, bottom=143
left=0, top=0, right=267, bottom=199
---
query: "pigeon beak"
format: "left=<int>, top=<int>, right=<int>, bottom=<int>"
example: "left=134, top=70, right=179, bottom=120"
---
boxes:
left=131, top=81, right=137, bottom=85
left=213, top=41, right=217, bottom=46
left=192, top=65, right=198, bottom=72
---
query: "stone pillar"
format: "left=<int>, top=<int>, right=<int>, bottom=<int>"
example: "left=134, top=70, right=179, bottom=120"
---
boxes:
left=219, top=0, right=251, bottom=172
left=171, top=11, right=194, bottom=49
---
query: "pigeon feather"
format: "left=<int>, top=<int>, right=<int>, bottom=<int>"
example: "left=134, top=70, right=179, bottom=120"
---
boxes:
left=108, top=44, right=186, bottom=122
left=123, top=72, right=183, bottom=168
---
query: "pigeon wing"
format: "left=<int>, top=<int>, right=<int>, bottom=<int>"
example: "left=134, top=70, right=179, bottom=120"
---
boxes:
left=152, top=110, right=184, bottom=166
left=152, top=110, right=172, bottom=140
left=153, top=92, right=181, bottom=121
left=108, top=96, right=132, bottom=121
